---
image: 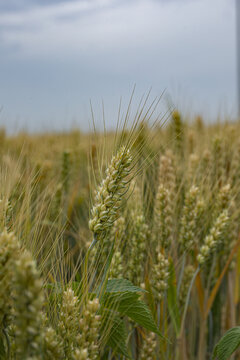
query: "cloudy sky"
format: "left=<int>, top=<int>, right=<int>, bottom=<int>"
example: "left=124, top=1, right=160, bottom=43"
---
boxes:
left=0, top=0, right=236, bottom=132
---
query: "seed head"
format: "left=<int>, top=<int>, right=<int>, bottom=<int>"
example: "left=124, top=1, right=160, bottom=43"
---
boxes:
left=109, top=250, right=123, bottom=279
left=154, top=184, right=173, bottom=251
left=179, top=265, right=195, bottom=308
left=179, top=186, right=203, bottom=252
left=127, top=213, right=149, bottom=285
left=197, top=209, right=229, bottom=265
left=44, top=326, right=64, bottom=360
left=59, top=287, right=79, bottom=357
left=151, top=251, right=169, bottom=302
left=76, top=297, right=101, bottom=359
left=140, top=332, right=156, bottom=360
left=0, top=230, right=19, bottom=327
left=89, top=147, right=132, bottom=238
left=12, top=250, right=44, bottom=358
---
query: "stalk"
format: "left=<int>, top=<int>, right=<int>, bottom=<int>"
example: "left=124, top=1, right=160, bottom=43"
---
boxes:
left=176, top=267, right=199, bottom=360
left=198, top=317, right=207, bottom=360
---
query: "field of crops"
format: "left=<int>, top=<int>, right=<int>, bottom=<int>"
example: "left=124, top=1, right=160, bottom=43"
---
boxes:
left=0, top=105, right=240, bottom=359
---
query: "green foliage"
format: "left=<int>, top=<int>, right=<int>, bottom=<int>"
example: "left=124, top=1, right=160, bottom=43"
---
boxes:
left=47, top=278, right=162, bottom=358
left=102, top=279, right=161, bottom=335
left=101, top=310, right=129, bottom=358
left=1, top=117, right=240, bottom=359
left=213, top=327, right=240, bottom=360
left=101, top=278, right=164, bottom=357
left=105, top=278, right=144, bottom=293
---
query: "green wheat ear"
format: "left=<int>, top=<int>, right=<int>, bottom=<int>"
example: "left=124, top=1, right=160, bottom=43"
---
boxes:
left=127, top=202, right=149, bottom=286
left=197, top=209, right=229, bottom=265
left=43, top=326, right=64, bottom=360
left=154, top=183, right=173, bottom=252
left=179, top=265, right=195, bottom=308
left=178, top=185, right=202, bottom=253
left=89, top=146, right=132, bottom=239
left=12, top=250, right=44, bottom=359
left=171, top=110, right=184, bottom=158
left=58, top=287, right=79, bottom=358
left=0, top=230, right=19, bottom=328
left=151, top=251, right=169, bottom=303
left=75, top=298, right=101, bottom=360
left=139, top=331, right=157, bottom=360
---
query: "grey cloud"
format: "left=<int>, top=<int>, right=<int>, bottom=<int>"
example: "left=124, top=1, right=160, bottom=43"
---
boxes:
left=0, top=0, right=79, bottom=11
left=0, top=0, right=237, bottom=132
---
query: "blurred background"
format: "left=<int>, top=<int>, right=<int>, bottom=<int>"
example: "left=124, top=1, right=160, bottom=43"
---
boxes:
left=0, top=0, right=236, bottom=132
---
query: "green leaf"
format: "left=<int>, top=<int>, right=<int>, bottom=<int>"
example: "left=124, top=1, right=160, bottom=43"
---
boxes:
left=101, top=310, right=130, bottom=358
left=102, top=291, right=139, bottom=314
left=119, top=298, right=162, bottom=335
left=167, top=259, right=181, bottom=335
left=213, top=327, right=240, bottom=360
left=105, top=279, right=145, bottom=293
left=102, top=291, right=166, bottom=339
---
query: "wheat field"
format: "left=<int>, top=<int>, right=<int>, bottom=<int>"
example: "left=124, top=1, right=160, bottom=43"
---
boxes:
left=0, top=106, right=240, bottom=359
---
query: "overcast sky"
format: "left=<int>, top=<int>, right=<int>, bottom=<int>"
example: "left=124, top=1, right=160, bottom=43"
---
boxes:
left=0, top=0, right=236, bottom=132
